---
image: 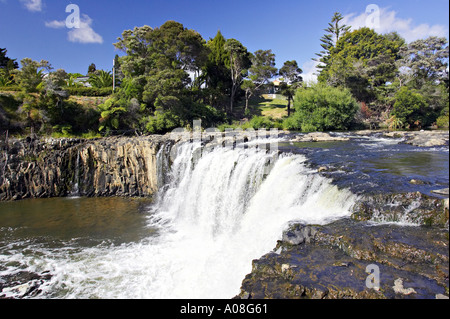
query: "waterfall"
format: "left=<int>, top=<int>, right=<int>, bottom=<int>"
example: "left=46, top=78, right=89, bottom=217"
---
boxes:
left=14, top=139, right=357, bottom=299
left=140, top=141, right=357, bottom=298
left=70, top=150, right=80, bottom=197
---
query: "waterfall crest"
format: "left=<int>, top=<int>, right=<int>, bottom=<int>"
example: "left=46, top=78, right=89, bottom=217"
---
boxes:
left=142, top=141, right=357, bottom=298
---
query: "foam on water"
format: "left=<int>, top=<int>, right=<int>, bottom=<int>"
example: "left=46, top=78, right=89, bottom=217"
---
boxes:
left=1, top=141, right=358, bottom=299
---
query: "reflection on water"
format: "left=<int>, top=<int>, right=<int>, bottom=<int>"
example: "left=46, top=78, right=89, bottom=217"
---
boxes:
left=0, top=197, right=155, bottom=247
left=367, top=152, right=447, bottom=177
left=279, top=133, right=449, bottom=196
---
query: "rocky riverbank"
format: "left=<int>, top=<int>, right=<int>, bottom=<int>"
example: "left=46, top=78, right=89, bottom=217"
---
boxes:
left=235, top=218, right=449, bottom=299
left=235, top=191, right=449, bottom=299
left=0, top=135, right=172, bottom=201
left=234, top=130, right=449, bottom=300
left=382, top=130, right=449, bottom=147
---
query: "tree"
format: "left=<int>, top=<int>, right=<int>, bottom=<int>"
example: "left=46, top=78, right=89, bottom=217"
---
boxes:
left=0, top=48, right=18, bottom=70
left=112, top=21, right=212, bottom=133
left=314, top=12, right=350, bottom=77
left=278, top=60, right=303, bottom=116
left=89, top=70, right=113, bottom=88
left=289, top=83, right=359, bottom=131
left=392, top=86, right=427, bottom=128
left=88, top=63, right=97, bottom=75
left=203, top=30, right=232, bottom=109
left=400, top=37, right=449, bottom=88
left=13, top=58, right=53, bottom=93
left=241, top=79, right=256, bottom=114
left=393, top=37, right=449, bottom=127
left=319, top=28, right=405, bottom=117
left=242, top=49, right=278, bottom=112
left=224, top=38, right=251, bottom=113
left=0, top=48, right=19, bottom=86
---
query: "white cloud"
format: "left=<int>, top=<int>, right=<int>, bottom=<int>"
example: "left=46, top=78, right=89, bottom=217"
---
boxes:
left=20, top=0, right=42, bottom=12
left=45, top=14, right=103, bottom=44
left=301, top=60, right=320, bottom=84
left=44, top=20, right=66, bottom=29
left=68, top=14, right=103, bottom=44
left=343, top=7, right=448, bottom=43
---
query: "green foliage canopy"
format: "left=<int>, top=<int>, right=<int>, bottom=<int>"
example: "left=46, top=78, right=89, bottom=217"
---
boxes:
left=289, top=83, right=359, bottom=131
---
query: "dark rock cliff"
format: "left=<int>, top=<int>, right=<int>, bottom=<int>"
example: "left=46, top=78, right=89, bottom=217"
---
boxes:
left=0, top=135, right=172, bottom=201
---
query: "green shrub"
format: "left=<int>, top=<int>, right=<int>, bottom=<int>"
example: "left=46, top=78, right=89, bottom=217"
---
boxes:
left=143, top=111, right=182, bottom=134
left=217, top=123, right=239, bottom=132
left=392, top=86, right=427, bottom=128
left=81, top=130, right=102, bottom=139
left=242, top=116, right=277, bottom=130
left=184, top=102, right=227, bottom=128
left=436, top=115, right=449, bottom=128
left=0, top=85, right=21, bottom=92
left=65, top=87, right=112, bottom=97
left=290, top=83, right=359, bottom=132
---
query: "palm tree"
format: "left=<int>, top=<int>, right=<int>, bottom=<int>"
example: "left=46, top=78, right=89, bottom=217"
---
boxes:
left=88, top=70, right=113, bottom=88
left=0, top=69, right=14, bottom=86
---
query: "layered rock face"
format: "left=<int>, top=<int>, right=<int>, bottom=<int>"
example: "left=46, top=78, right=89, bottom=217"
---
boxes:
left=236, top=219, right=449, bottom=299
left=0, top=136, right=171, bottom=201
left=236, top=192, right=449, bottom=300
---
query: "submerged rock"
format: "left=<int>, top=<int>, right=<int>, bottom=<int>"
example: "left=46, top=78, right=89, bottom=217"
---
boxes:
left=351, top=192, right=449, bottom=227
left=0, top=271, right=52, bottom=299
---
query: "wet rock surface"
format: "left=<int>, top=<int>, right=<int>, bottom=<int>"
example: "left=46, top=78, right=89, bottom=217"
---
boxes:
left=290, top=132, right=350, bottom=142
left=351, top=192, right=449, bottom=227
left=382, top=130, right=449, bottom=147
left=0, top=271, right=52, bottom=299
left=236, top=219, right=449, bottom=299
left=0, top=135, right=172, bottom=201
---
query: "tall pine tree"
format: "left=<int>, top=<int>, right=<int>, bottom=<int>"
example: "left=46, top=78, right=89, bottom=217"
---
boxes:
left=314, top=12, right=350, bottom=79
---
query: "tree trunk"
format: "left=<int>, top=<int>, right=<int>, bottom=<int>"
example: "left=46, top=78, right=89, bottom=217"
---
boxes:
left=245, top=90, right=252, bottom=113
left=287, top=98, right=291, bottom=117
left=230, top=84, right=237, bottom=113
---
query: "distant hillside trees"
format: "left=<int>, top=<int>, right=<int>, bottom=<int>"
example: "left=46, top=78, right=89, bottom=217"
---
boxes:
left=315, top=12, right=449, bottom=129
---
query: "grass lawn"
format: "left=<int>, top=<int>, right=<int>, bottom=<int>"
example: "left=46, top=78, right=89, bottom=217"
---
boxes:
left=235, top=94, right=289, bottom=119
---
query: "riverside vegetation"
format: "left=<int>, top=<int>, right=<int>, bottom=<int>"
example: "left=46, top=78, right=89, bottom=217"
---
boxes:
left=1, top=13, right=449, bottom=138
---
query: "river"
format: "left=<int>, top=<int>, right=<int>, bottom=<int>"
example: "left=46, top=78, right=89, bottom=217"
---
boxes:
left=0, top=132, right=448, bottom=299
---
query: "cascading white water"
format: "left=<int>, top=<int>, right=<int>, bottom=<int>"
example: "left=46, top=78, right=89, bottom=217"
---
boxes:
left=70, top=150, right=80, bottom=197
left=2, top=140, right=357, bottom=299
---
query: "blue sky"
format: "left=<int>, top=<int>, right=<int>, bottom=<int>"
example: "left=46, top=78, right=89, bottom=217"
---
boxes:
left=1, top=0, right=449, bottom=81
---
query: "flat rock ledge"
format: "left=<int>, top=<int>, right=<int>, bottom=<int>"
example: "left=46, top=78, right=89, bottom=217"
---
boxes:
left=236, top=192, right=449, bottom=299
left=290, top=132, right=350, bottom=143
left=383, top=130, right=449, bottom=147
left=235, top=219, right=449, bottom=299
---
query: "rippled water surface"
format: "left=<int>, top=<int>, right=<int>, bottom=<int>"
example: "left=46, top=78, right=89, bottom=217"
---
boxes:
left=0, top=133, right=448, bottom=299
